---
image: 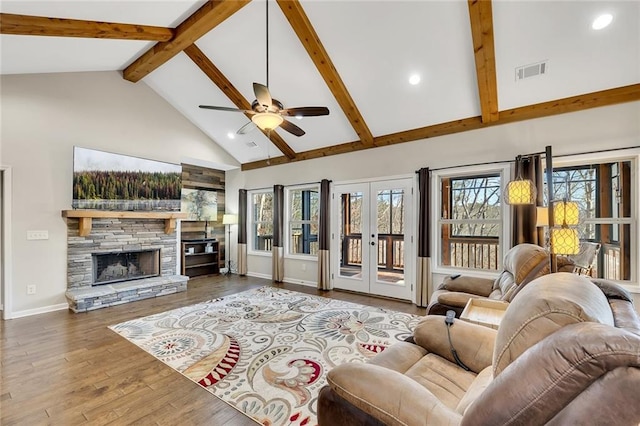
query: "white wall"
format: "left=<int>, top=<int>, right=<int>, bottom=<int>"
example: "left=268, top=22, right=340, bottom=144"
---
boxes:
left=226, top=101, right=640, bottom=303
left=0, top=71, right=239, bottom=317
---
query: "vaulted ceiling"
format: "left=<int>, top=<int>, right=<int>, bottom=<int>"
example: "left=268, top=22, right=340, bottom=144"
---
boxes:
left=2, top=1, right=639, bottom=171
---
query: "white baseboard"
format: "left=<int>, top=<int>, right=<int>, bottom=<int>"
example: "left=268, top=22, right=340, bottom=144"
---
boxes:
left=9, top=303, right=69, bottom=319
left=246, top=272, right=317, bottom=288
left=246, top=271, right=272, bottom=280
left=283, top=277, right=317, bottom=287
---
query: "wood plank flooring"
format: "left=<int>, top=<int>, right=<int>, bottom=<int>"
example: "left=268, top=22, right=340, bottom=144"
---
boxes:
left=1, top=275, right=425, bottom=425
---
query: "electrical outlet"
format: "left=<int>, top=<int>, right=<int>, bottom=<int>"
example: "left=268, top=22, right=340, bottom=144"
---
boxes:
left=301, top=263, right=307, bottom=271
left=27, top=230, right=49, bottom=240
left=27, top=285, right=36, bottom=295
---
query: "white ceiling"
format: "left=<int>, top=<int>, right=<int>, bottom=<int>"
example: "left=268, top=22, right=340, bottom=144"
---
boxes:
left=2, top=0, right=639, bottom=166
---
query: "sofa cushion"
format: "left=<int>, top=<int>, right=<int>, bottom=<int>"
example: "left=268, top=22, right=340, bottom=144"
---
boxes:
left=404, top=353, right=477, bottom=411
left=368, top=341, right=428, bottom=374
left=494, top=243, right=548, bottom=291
left=455, top=366, right=493, bottom=415
left=493, top=273, right=614, bottom=376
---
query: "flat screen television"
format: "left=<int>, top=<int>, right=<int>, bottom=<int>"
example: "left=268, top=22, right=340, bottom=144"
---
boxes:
left=72, top=147, right=182, bottom=211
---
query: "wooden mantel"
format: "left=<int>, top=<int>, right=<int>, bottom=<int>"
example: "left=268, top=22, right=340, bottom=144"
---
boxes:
left=62, top=210, right=188, bottom=236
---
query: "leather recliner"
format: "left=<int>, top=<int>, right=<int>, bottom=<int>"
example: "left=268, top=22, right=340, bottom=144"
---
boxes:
left=318, top=273, right=640, bottom=425
left=427, top=243, right=574, bottom=316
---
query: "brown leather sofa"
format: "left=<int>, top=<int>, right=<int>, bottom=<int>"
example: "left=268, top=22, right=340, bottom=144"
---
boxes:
left=318, top=273, right=640, bottom=425
left=427, top=243, right=574, bottom=316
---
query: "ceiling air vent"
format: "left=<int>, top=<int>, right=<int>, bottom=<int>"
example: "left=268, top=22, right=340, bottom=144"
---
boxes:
left=515, top=61, right=548, bottom=81
left=246, top=141, right=258, bottom=148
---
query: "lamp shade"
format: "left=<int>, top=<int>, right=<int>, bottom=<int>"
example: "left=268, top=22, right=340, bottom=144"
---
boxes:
left=222, top=214, right=238, bottom=225
left=251, top=112, right=283, bottom=130
left=504, top=179, right=536, bottom=205
left=536, top=207, right=549, bottom=227
left=553, top=201, right=579, bottom=226
left=550, top=227, right=580, bottom=255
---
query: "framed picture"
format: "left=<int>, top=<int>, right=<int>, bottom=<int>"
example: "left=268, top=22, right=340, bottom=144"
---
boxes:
left=72, top=147, right=182, bottom=211
left=181, top=188, right=218, bottom=221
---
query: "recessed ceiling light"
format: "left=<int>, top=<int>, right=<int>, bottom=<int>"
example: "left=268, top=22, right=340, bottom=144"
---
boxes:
left=592, top=13, right=613, bottom=30
left=409, top=74, right=421, bottom=85
left=227, top=132, right=235, bottom=139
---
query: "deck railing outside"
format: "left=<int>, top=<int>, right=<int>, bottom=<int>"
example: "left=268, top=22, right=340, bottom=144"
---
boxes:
left=342, top=234, right=404, bottom=271
left=255, top=234, right=318, bottom=255
left=259, top=233, right=621, bottom=279
left=444, top=237, right=500, bottom=271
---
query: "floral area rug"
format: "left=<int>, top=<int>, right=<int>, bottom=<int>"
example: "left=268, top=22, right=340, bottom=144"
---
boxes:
left=109, top=287, right=420, bottom=425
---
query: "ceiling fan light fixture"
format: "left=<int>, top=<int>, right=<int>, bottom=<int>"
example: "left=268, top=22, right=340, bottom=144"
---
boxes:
left=252, top=112, right=283, bottom=131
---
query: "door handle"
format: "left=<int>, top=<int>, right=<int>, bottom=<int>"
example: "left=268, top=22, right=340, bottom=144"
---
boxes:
left=370, top=242, right=375, bottom=246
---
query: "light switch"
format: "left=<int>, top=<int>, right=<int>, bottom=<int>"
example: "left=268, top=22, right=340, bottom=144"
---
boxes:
left=27, top=230, right=49, bottom=240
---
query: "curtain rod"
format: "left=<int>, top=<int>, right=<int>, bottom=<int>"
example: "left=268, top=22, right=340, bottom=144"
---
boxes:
left=416, top=145, right=640, bottom=174
left=244, top=180, right=328, bottom=192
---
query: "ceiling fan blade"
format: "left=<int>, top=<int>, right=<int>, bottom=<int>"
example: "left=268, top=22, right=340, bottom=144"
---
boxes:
left=280, top=119, right=306, bottom=137
left=253, top=82, right=273, bottom=109
left=237, top=121, right=257, bottom=135
left=199, top=105, right=253, bottom=114
left=281, top=106, right=330, bottom=117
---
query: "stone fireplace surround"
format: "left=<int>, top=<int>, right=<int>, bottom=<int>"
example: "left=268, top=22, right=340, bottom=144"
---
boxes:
left=63, top=211, right=188, bottom=312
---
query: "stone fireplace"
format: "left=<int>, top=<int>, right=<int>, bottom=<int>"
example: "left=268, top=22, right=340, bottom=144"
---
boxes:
left=63, top=211, right=188, bottom=312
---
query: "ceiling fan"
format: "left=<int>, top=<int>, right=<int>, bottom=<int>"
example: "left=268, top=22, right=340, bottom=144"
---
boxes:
left=198, top=0, right=329, bottom=137
left=199, top=83, right=329, bottom=137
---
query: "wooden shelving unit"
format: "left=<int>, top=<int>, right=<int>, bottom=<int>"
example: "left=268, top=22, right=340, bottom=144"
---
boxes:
left=181, top=239, right=219, bottom=278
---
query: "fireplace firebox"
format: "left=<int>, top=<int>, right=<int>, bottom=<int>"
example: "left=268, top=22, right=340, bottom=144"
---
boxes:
left=92, top=249, right=161, bottom=286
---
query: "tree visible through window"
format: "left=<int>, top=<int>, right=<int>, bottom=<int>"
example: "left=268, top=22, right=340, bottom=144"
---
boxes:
left=288, top=187, right=319, bottom=255
left=251, top=191, right=273, bottom=252
left=439, top=173, right=502, bottom=270
left=545, top=161, right=632, bottom=280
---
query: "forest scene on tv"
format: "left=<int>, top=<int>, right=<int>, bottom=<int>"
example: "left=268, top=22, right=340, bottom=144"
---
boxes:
left=73, top=147, right=182, bottom=211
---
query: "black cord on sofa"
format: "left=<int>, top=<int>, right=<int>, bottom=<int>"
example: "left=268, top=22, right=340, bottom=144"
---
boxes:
left=445, top=310, right=471, bottom=371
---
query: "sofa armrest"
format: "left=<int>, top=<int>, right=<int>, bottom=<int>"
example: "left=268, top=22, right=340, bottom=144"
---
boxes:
left=436, top=291, right=484, bottom=308
left=413, top=315, right=496, bottom=374
left=439, top=275, right=495, bottom=297
left=327, top=363, right=462, bottom=426
left=462, top=323, right=640, bottom=426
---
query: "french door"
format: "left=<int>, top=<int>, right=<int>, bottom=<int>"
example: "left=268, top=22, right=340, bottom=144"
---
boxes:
left=331, top=178, right=414, bottom=301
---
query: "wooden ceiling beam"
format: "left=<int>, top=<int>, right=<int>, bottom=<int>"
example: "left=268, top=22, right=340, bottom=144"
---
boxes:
left=184, top=44, right=297, bottom=160
left=467, top=0, right=499, bottom=123
left=123, top=0, right=250, bottom=83
left=276, top=0, right=374, bottom=146
left=499, top=83, right=640, bottom=123
left=242, top=84, right=640, bottom=170
left=0, top=13, right=174, bottom=41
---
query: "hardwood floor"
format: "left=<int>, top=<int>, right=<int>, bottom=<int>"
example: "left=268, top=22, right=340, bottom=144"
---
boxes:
left=1, top=275, right=426, bottom=425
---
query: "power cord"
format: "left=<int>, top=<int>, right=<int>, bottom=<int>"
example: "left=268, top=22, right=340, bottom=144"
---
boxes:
left=445, top=310, right=471, bottom=371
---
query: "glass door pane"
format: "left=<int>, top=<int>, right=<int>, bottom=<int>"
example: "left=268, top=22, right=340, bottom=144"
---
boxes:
left=370, top=179, right=413, bottom=301
left=332, top=183, right=369, bottom=293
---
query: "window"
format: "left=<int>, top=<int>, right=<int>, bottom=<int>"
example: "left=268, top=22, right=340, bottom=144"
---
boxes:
left=249, top=190, right=273, bottom=253
left=546, top=156, right=636, bottom=281
left=433, top=165, right=509, bottom=273
left=286, top=186, right=319, bottom=256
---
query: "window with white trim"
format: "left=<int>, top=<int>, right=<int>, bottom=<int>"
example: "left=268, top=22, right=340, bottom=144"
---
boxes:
left=249, top=190, right=273, bottom=254
left=286, top=185, right=319, bottom=257
left=545, top=155, right=637, bottom=282
left=433, top=165, right=510, bottom=273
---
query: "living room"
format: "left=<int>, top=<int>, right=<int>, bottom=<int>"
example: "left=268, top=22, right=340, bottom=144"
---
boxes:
left=1, top=1, right=639, bottom=424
